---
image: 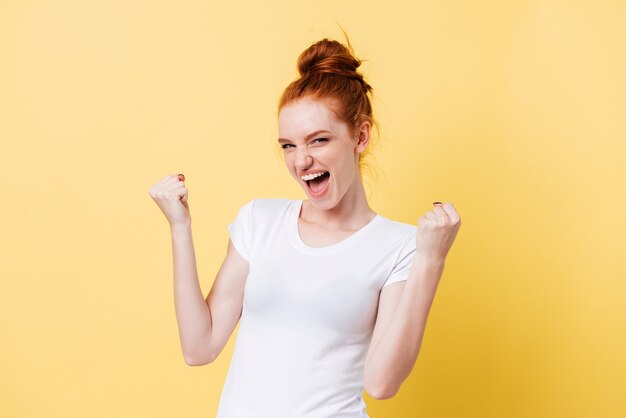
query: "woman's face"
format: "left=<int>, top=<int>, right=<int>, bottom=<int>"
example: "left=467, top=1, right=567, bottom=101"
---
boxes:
left=278, top=96, right=369, bottom=208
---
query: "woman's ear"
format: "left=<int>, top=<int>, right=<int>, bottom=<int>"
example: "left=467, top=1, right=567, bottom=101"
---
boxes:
left=354, top=120, right=371, bottom=153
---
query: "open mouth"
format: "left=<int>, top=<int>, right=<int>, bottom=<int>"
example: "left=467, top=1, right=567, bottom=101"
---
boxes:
left=305, top=171, right=331, bottom=195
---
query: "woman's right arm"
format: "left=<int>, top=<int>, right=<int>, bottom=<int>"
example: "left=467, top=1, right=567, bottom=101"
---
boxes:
left=150, top=174, right=248, bottom=366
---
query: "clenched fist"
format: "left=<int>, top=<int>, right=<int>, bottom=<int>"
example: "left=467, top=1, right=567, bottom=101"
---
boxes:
left=415, top=202, right=462, bottom=262
left=148, top=174, right=191, bottom=227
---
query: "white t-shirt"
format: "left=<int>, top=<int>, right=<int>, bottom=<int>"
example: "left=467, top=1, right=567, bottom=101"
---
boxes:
left=215, top=198, right=417, bottom=418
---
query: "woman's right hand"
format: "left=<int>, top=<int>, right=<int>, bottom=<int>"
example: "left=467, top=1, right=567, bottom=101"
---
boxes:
left=148, top=174, right=191, bottom=227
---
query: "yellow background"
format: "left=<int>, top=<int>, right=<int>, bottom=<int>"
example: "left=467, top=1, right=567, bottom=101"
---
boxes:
left=1, top=0, right=625, bottom=417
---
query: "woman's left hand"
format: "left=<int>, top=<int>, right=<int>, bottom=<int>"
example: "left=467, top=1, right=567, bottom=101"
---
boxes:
left=415, top=202, right=462, bottom=263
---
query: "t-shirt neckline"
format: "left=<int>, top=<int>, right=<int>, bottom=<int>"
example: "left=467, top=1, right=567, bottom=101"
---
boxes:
left=289, top=199, right=382, bottom=255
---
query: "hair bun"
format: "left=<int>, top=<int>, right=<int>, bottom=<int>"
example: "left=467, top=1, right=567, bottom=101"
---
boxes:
left=296, top=39, right=371, bottom=92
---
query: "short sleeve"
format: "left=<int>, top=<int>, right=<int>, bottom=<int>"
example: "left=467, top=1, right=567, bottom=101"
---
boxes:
left=226, top=199, right=255, bottom=262
left=382, top=230, right=417, bottom=289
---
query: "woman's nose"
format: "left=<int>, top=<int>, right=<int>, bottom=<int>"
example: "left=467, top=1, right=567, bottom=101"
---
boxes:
left=295, top=150, right=313, bottom=169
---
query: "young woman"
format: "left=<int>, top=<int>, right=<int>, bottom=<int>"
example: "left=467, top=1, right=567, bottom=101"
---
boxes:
left=149, top=37, right=461, bottom=418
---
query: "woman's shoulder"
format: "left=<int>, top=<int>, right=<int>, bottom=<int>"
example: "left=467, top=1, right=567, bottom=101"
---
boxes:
left=376, top=213, right=418, bottom=239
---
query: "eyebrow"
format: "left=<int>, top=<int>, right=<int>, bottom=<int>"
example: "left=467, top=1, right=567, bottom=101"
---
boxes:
left=277, top=129, right=331, bottom=144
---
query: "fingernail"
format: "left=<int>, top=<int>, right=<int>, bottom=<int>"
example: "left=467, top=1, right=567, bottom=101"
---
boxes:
left=177, top=174, right=185, bottom=181
left=433, top=201, right=442, bottom=205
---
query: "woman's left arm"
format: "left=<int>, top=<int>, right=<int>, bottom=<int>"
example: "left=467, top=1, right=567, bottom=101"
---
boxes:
left=364, top=202, right=461, bottom=399
left=364, top=257, right=445, bottom=399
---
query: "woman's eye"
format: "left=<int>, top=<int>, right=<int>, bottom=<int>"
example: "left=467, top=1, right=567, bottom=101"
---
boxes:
left=281, top=139, right=326, bottom=149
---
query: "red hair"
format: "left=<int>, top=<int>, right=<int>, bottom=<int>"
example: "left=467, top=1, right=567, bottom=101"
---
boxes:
left=277, top=35, right=379, bottom=176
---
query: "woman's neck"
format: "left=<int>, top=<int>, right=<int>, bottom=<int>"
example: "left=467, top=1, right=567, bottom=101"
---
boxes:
left=301, top=178, right=376, bottom=231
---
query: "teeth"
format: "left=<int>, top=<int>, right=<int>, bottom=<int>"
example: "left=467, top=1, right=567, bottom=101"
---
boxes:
left=301, top=171, right=328, bottom=181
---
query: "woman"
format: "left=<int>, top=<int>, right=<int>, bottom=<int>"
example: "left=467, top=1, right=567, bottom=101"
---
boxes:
left=149, top=37, right=461, bottom=418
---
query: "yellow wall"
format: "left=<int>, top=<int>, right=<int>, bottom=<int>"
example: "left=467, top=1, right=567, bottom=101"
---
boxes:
left=1, top=1, right=624, bottom=417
